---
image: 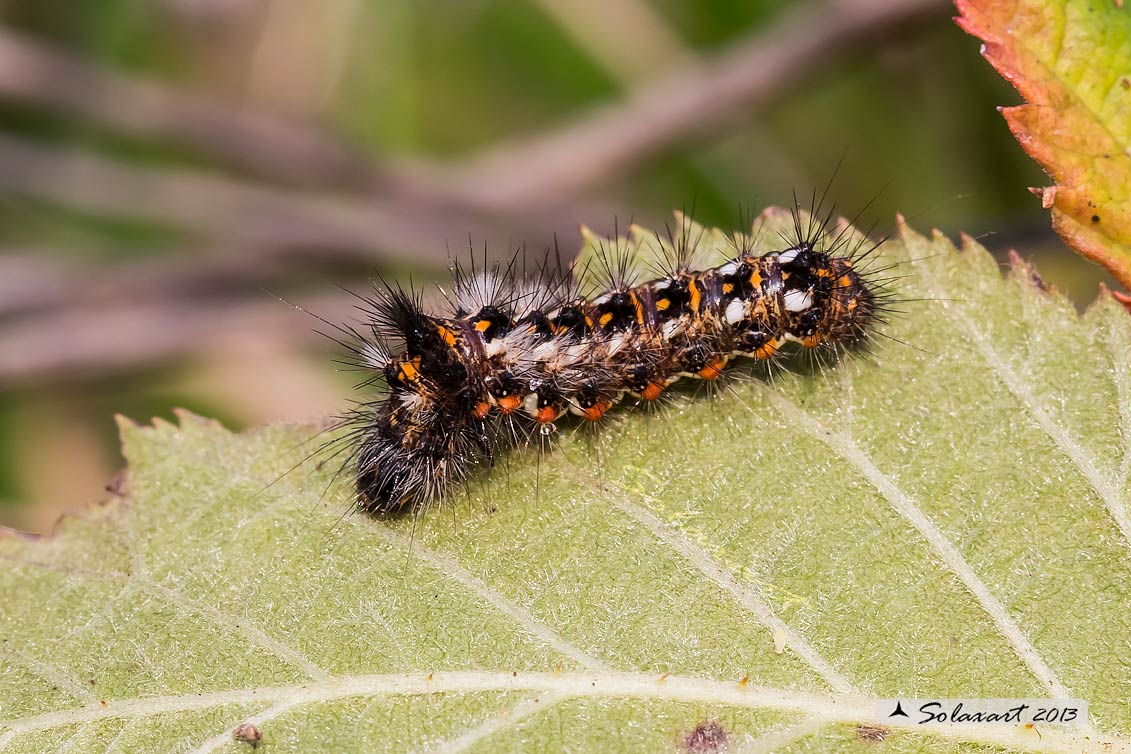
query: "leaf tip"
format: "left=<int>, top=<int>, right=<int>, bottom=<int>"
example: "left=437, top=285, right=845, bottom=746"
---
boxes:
left=894, top=213, right=915, bottom=243
left=1102, top=283, right=1131, bottom=313
left=171, top=408, right=222, bottom=430
left=114, top=414, right=143, bottom=447
left=628, top=223, right=650, bottom=243
left=956, top=231, right=986, bottom=256
left=1008, top=249, right=1052, bottom=294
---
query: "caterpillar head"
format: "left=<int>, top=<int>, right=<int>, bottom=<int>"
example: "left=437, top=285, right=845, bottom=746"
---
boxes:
left=780, top=249, right=877, bottom=348
left=354, top=401, right=479, bottom=514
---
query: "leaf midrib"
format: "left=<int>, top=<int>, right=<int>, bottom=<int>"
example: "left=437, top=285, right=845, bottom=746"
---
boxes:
left=3, top=670, right=1127, bottom=754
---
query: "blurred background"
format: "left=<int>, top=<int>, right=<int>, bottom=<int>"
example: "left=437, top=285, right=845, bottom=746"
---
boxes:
left=0, top=0, right=1116, bottom=532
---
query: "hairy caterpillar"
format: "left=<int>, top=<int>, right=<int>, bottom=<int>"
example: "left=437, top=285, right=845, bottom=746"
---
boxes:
left=331, top=203, right=894, bottom=514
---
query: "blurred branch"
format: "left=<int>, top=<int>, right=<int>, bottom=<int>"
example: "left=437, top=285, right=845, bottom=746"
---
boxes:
left=438, top=0, right=948, bottom=209
left=0, top=134, right=524, bottom=267
left=0, top=0, right=947, bottom=215
left=0, top=253, right=74, bottom=315
left=0, top=134, right=624, bottom=322
left=0, top=243, right=365, bottom=319
left=0, top=27, right=384, bottom=189
left=0, top=291, right=355, bottom=388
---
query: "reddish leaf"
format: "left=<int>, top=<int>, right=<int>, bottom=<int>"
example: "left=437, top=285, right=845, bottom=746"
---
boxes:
left=956, top=0, right=1131, bottom=304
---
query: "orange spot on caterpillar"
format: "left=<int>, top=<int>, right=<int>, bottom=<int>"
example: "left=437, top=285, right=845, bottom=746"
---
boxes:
left=754, top=342, right=778, bottom=360
left=436, top=325, right=458, bottom=346
left=473, top=401, right=491, bottom=419
left=802, top=334, right=822, bottom=348
left=642, top=382, right=666, bottom=401
left=698, top=357, right=727, bottom=381
left=581, top=400, right=612, bottom=422
left=474, top=319, right=492, bottom=332
left=497, top=395, right=522, bottom=413
left=534, top=406, right=558, bottom=423
left=399, top=357, right=421, bottom=382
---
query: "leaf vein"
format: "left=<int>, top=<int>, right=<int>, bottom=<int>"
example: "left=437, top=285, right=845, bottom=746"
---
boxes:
left=183, top=699, right=299, bottom=754
left=760, top=389, right=1078, bottom=706
left=413, top=692, right=568, bottom=754
left=2, top=671, right=1124, bottom=754
left=563, top=462, right=856, bottom=694
left=140, top=577, right=332, bottom=682
left=0, top=646, right=98, bottom=705
left=364, top=521, right=612, bottom=673
left=913, top=255, right=1131, bottom=547
left=735, top=716, right=827, bottom=754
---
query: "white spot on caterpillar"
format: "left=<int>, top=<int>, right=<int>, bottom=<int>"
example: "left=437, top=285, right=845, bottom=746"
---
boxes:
left=532, top=340, right=560, bottom=361
left=717, top=262, right=738, bottom=276
left=784, top=289, right=813, bottom=312
left=724, top=299, right=745, bottom=325
left=778, top=248, right=799, bottom=264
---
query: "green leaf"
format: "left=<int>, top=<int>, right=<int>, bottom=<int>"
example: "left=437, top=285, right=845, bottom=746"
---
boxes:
left=2, top=215, right=1131, bottom=754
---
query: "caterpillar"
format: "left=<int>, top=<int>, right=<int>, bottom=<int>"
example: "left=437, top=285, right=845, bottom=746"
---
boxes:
left=332, top=203, right=893, bottom=514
